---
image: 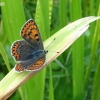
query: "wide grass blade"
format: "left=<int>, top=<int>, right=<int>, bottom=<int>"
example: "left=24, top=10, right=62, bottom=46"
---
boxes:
left=59, top=0, right=67, bottom=28
left=1, top=0, right=25, bottom=44
left=70, top=0, right=84, bottom=99
left=35, top=0, right=50, bottom=39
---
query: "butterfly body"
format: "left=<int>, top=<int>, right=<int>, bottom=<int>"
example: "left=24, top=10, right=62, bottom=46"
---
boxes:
left=11, top=19, right=47, bottom=72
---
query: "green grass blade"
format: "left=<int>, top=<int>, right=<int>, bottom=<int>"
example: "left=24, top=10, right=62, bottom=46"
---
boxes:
left=49, top=65, right=54, bottom=100
left=1, top=0, right=25, bottom=44
left=35, top=0, right=50, bottom=39
left=70, top=0, right=84, bottom=99
left=22, top=74, right=46, bottom=100
left=84, top=9, right=100, bottom=89
left=35, top=0, right=49, bottom=100
left=0, top=16, right=99, bottom=99
left=0, top=41, right=11, bottom=71
left=89, top=0, right=95, bottom=44
left=59, top=0, right=67, bottom=28
left=91, top=56, right=100, bottom=100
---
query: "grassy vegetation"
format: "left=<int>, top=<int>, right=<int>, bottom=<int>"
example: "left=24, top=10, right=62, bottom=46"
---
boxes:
left=0, top=0, right=100, bottom=100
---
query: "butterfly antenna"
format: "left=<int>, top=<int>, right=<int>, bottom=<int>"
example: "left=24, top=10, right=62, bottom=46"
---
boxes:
left=48, top=50, right=59, bottom=53
left=45, top=38, right=56, bottom=50
left=45, top=38, right=59, bottom=53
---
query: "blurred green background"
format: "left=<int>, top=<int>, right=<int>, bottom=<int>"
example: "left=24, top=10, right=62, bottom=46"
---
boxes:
left=0, top=0, right=100, bottom=100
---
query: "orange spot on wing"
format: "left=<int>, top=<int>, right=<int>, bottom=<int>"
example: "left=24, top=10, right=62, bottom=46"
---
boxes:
left=30, top=30, right=38, bottom=39
left=27, top=58, right=45, bottom=70
left=15, top=63, right=25, bottom=71
left=32, top=29, right=38, bottom=34
left=12, top=42, right=20, bottom=60
left=32, top=25, right=37, bottom=29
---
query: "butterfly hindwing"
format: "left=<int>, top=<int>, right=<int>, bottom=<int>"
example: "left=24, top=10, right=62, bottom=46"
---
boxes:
left=15, top=55, right=45, bottom=72
left=15, top=63, right=25, bottom=72
left=27, top=55, right=45, bottom=71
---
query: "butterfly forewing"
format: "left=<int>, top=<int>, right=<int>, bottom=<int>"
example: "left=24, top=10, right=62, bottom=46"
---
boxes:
left=21, top=19, right=44, bottom=50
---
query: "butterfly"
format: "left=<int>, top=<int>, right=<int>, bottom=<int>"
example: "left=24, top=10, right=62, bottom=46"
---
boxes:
left=11, top=19, right=48, bottom=72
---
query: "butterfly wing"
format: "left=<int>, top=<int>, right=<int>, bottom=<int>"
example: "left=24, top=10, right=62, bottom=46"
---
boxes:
left=11, top=40, right=37, bottom=61
left=11, top=19, right=46, bottom=72
left=26, top=55, right=45, bottom=71
left=21, top=19, right=44, bottom=50
left=15, top=55, right=45, bottom=72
